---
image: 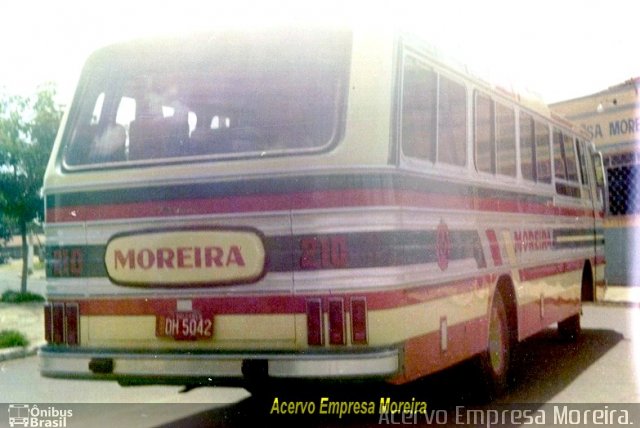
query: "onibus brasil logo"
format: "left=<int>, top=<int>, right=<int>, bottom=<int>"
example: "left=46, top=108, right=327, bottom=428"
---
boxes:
left=8, top=404, right=72, bottom=427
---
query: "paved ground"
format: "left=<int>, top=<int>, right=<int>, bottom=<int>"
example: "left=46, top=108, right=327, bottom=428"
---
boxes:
left=1, top=258, right=638, bottom=363
left=604, top=284, right=640, bottom=304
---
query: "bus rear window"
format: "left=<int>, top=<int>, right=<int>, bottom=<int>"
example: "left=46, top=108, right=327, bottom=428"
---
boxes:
left=64, top=30, right=351, bottom=167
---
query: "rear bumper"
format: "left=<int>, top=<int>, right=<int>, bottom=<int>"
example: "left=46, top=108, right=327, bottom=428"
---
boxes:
left=39, top=346, right=400, bottom=385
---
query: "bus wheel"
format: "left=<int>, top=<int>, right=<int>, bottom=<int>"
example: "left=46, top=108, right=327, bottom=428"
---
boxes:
left=558, top=313, right=581, bottom=341
left=478, top=291, right=510, bottom=398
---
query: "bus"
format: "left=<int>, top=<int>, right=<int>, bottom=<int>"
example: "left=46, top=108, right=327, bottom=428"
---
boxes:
left=40, top=27, right=606, bottom=395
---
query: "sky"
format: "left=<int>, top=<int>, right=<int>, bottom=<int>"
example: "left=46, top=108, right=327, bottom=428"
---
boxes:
left=1, top=0, right=638, bottom=105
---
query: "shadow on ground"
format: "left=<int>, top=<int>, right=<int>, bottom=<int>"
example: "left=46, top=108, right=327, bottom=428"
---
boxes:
left=157, top=327, right=623, bottom=427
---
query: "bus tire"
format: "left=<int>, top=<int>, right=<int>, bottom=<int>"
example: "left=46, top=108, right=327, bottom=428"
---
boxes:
left=478, top=291, right=511, bottom=398
left=558, top=313, right=581, bottom=341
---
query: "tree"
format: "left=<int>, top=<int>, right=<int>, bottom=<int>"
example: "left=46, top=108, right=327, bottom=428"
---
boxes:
left=0, top=84, right=63, bottom=292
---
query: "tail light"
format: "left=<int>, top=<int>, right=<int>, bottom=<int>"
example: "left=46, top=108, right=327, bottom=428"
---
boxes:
left=350, top=297, right=368, bottom=344
left=306, top=299, right=323, bottom=346
left=65, top=303, right=79, bottom=345
left=44, top=304, right=53, bottom=343
left=306, top=296, right=366, bottom=346
left=328, top=298, right=345, bottom=345
left=52, top=303, right=65, bottom=344
left=44, top=302, right=80, bottom=345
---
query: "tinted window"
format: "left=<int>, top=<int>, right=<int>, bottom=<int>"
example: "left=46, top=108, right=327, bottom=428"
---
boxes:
left=496, top=103, right=516, bottom=177
left=64, top=30, right=351, bottom=166
left=519, top=113, right=535, bottom=181
left=475, top=93, right=494, bottom=173
left=402, top=57, right=437, bottom=162
left=438, top=76, right=467, bottom=166
left=535, top=121, right=551, bottom=184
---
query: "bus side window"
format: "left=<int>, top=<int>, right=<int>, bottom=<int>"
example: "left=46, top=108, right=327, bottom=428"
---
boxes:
left=401, top=56, right=436, bottom=162
left=474, top=92, right=494, bottom=174
left=553, top=129, right=567, bottom=180
left=437, top=75, right=467, bottom=167
left=592, top=150, right=607, bottom=211
left=474, top=96, right=515, bottom=177
left=496, top=103, right=516, bottom=177
left=534, top=121, right=551, bottom=183
left=576, top=140, right=590, bottom=187
left=553, top=129, right=582, bottom=197
left=519, top=113, right=535, bottom=181
left=563, top=134, right=580, bottom=182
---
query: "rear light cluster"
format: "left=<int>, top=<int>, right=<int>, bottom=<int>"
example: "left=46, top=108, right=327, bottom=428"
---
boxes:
left=44, top=302, right=79, bottom=345
left=306, top=297, right=367, bottom=346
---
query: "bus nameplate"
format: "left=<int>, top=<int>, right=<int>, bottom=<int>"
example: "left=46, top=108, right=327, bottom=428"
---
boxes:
left=104, top=227, right=266, bottom=287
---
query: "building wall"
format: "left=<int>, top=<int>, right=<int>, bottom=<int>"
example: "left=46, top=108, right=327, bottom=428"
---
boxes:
left=0, top=235, right=44, bottom=261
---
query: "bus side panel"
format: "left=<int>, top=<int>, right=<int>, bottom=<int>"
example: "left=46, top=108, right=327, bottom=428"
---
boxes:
left=391, top=287, right=491, bottom=384
left=516, top=268, right=582, bottom=340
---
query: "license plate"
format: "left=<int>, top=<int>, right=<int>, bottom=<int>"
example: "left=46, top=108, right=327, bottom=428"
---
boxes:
left=156, top=311, right=213, bottom=340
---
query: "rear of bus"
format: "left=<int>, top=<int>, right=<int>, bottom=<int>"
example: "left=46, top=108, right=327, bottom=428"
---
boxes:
left=40, top=29, right=401, bottom=387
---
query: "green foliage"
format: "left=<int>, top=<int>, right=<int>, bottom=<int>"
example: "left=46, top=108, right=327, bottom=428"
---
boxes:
left=0, top=84, right=63, bottom=292
left=0, top=84, right=63, bottom=224
left=0, top=329, right=29, bottom=348
left=1, top=289, right=45, bottom=303
left=0, top=215, right=12, bottom=242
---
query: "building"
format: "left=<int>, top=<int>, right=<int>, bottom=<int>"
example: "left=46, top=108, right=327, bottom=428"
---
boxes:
left=0, top=234, right=44, bottom=262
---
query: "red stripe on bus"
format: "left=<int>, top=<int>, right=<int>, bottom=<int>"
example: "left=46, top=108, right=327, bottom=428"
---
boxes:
left=518, top=259, right=584, bottom=282
left=71, top=276, right=494, bottom=316
left=46, top=189, right=599, bottom=223
left=485, top=229, right=503, bottom=266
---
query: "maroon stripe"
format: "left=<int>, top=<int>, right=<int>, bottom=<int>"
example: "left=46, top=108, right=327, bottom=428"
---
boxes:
left=66, top=275, right=493, bottom=316
left=46, top=189, right=599, bottom=223
left=485, top=229, right=503, bottom=266
left=519, top=259, right=584, bottom=282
